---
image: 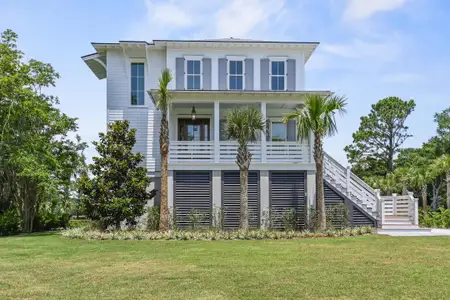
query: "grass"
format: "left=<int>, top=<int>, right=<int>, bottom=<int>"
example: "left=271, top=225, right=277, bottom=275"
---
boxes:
left=1, top=234, right=450, bottom=299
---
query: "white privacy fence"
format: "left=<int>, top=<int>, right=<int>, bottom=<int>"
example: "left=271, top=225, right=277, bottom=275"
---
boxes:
left=380, top=193, right=419, bottom=226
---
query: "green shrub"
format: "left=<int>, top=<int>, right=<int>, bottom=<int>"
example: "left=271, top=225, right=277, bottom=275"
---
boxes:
left=419, top=208, right=450, bottom=228
left=146, top=206, right=160, bottom=231
left=0, top=209, right=21, bottom=236
left=281, top=208, right=297, bottom=231
left=34, top=212, right=70, bottom=231
left=61, top=226, right=374, bottom=241
left=68, top=219, right=92, bottom=229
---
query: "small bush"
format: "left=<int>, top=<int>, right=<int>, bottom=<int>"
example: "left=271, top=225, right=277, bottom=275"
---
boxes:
left=188, top=209, right=206, bottom=230
left=419, top=208, right=450, bottom=228
left=0, top=209, right=21, bottom=236
left=61, top=226, right=374, bottom=241
left=68, top=219, right=92, bottom=229
left=34, top=212, right=70, bottom=231
left=281, top=208, right=297, bottom=231
left=146, top=206, right=160, bottom=231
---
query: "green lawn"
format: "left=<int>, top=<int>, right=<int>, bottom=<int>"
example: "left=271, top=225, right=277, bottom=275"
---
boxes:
left=1, top=234, right=449, bottom=299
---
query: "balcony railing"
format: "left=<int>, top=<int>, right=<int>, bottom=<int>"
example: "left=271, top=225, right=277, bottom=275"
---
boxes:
left=169, top=141, right=310, bottom=163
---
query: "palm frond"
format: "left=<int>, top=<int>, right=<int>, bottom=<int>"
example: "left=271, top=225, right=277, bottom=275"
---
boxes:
left=225, top=106, right=265, bottom=148
left=284, top=93, right=347, bottom=141
left=153, top=68, right=172, bottom=112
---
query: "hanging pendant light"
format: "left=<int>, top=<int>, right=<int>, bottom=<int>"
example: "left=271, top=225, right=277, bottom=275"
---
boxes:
left=191, top=104, right=196, bottom=120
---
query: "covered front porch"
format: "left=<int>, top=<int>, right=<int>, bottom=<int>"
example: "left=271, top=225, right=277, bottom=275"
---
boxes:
left=165, top=91, right=318, bottom=165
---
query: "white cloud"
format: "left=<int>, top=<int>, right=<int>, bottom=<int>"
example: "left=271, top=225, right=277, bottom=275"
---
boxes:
left=215, top=0, right=285, bottom=38
left=127, top=0, right=289, bottom=40
left=145, top=0, right=193, bottom=28
left=321, top=38, right=402, bottom=62
left=343, top=0, right=410, bottom=21
left=382, top=72, right=422, bottom=83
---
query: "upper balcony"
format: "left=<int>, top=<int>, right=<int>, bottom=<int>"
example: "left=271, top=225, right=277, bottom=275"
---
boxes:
left=165, top=96, right=317, bottom=166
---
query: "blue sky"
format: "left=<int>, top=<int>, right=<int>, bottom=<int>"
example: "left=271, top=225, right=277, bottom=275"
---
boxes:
left=1, top=0, right=450, bottom=164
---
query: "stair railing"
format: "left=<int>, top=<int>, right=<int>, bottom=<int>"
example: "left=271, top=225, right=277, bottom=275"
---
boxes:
left=324, top=153, right=381, bottom=217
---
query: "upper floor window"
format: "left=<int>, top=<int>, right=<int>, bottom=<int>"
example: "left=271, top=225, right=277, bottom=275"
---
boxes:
left=186, top=60, right=201, bottom=90
left=131, top=63, right=145, bottom=105
left=270, top=60, right=285, bottom=91
left=228, top=60, right=244, bottom=90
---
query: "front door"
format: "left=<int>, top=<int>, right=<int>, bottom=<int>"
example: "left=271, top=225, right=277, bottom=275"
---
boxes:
left=178, top=118, right=210, bottom=141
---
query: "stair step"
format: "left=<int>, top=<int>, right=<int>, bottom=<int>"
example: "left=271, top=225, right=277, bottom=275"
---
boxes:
left=382, top=224, right=418, bottom=230
left=385, top=216, right=410, bottom=221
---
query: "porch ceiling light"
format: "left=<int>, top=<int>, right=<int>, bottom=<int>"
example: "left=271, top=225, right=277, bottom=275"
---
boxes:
left=191, top=105, right=196, bottom=120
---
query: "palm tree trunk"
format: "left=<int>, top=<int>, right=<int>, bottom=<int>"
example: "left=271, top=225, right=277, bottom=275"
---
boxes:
left=421, top=184, right=428, bottom=213
left=240, top=168, right=249, bottom=230
left=236, top=147, right=251, bottom=231
left=159, top=113, right=169, bottom=231
left=447, top=172, right=450, bottom=209
left=314, top=134, right=326, bottom=230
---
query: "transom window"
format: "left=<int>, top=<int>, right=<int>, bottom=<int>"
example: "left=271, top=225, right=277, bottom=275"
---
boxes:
left=271, top=122, right=287, bottom=141
left=270, top=61, right=285, bottom=91
left=131, top=63, right=145, bottom=105
left=186, top=60, right=201, bottom=90
left=228, top=60, right=244, bottom=90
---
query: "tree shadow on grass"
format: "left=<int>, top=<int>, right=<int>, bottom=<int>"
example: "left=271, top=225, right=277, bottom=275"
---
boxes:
left=0, top=231, right=59, bottom=239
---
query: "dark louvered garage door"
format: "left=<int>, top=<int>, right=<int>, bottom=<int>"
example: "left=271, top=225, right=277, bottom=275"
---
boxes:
left=222, top=171, right=260, bottom=229
left=269, top=172, right=306, bottom=230
left=174, top=171, right=212, bottom=229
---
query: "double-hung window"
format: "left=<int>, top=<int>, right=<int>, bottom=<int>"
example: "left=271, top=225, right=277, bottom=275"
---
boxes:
left=131, top=62, right=145, bottom=105
left=270, top=60, right=286, bottom=91
left=228, top=60, right=244, bottom=90
left=186, top=60, right=201, bottom=90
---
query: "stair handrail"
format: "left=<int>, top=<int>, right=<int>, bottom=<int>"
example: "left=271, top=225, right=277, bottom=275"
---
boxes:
left=324, top=153, right=381, bottom=213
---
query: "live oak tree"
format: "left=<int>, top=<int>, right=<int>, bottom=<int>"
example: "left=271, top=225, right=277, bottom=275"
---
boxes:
left=225, top=106, right=265, bottom=230
left=0, top=29, right=86, bottom=232
left=344, top=97, right=415, bottom=178
left=78, top=121, right=153, bottom=230
left=284, top=94, right=347, bottom=230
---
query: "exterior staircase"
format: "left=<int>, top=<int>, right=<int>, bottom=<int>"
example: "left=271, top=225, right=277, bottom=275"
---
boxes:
left=323, top=153, right=419, bottom=229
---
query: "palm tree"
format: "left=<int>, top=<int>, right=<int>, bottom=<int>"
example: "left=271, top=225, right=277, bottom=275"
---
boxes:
left=408, top=167, right=432, bottom=213
left=152, top=69, right=172, bottom=231
left=366, top=173, right=400, bottom=195
left=394, top=167, right=410, bottom=195
left=432, top=154, right=450, bottom=209
left=283, top=94, right=347, bottom=230
left=225, top=106, right=265, bottom=230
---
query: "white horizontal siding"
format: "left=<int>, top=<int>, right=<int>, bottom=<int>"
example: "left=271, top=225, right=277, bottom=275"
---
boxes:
left=107, top=50, right=129, bottom=109
left=106, top=48, right=166, bottom=173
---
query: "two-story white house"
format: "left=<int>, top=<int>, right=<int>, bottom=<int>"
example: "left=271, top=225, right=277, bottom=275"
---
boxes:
left=83, top=38, right=419, bottom=230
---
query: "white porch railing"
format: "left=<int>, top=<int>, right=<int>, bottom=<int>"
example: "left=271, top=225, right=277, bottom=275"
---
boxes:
left=380, top=192, right=419, bottom=226
left=266, top=142, right=310, bottom=162
left=169, top=141, right=215, bottom=162
left=169, top=141, right=310, bottom=163
left=219, top=141, right=262, bottom=162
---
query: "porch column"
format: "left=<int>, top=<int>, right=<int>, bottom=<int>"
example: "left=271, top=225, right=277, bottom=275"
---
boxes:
left=306, top=170, right=316, bottom=209
left=168, top=170, right=174, bottom=209
left=214, top=101, right=220, bottom=162
left=212, top=170, right=222, bottom=227
left=309, top=130, right=314, bottom=163
left=260, top=170, right=270, bottom=228
left=261, top=102, right=267, bottom=162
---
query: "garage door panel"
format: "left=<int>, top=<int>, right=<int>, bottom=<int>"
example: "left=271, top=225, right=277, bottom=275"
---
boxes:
left=269, top=172, right=306, bottom=230
left=174, top=171, right=212, bottom=229
left=222, top=171, right=260, bottom=229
